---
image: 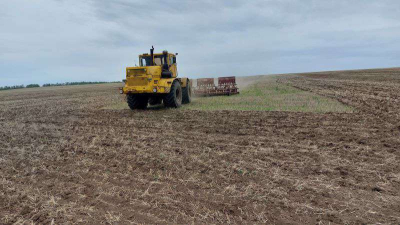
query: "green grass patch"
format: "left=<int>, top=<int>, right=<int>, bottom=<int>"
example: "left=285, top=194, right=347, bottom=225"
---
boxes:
left=184, top=76, right=353, bottom=113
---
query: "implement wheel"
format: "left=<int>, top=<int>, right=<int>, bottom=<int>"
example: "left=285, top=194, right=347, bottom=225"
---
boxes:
left=164, top=80, right=182, bottom=108
left=127, top=94, right=148, bottom=110
left=182, top=80, right=192, bottom=104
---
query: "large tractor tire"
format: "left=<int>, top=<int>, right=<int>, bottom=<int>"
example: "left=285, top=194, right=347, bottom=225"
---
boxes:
left=164, top=80, right=182, bottom=108
left=127, top=94, right=148, bottom=110
left=182, top=80, right=192, bottom=104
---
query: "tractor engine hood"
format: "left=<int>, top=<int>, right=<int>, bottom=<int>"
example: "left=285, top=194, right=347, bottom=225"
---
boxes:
left=126, top=66, right=161, bottom=77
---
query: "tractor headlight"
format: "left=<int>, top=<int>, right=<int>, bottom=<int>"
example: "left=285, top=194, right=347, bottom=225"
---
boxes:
left=153, top=88, right=157, bottom=93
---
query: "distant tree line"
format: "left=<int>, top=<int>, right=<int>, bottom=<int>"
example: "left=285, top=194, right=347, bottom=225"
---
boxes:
left=26, top=84, right=40, bottom=88
left=0, top=85, right=25, bottom=91
left=42, top=81, right=120, bottom=87
left=0, top=81, right=121, bottom=91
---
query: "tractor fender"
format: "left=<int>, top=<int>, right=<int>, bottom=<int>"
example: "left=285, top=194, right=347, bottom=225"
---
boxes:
left=157, top=78, right=178, bottom=93
left=157, top=78, right=190, bottom=93
left=158, top=78, right=178, bottom=87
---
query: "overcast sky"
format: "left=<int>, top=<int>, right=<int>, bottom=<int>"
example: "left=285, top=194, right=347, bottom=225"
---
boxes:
left=1, top=0, right=399, bottom=86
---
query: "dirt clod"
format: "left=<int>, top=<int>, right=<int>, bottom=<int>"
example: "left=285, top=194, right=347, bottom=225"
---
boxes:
left=372, top=187, right=384, bottom=192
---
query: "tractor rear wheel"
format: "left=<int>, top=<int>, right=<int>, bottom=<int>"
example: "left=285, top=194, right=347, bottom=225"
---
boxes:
left=182, top=80, right=192, bottom=104
left=127, top=94, right=148, bottom=110
left=164, top=80, right=182, bottom=108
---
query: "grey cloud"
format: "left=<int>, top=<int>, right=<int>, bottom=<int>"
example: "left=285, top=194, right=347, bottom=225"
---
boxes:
left=0, top=0, right=399, bottom=86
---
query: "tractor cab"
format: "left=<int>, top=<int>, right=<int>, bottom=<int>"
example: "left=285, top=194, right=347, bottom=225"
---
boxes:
left=138, top=48, right=178, bottom=78
left=139, top=53, right=176, bottom=67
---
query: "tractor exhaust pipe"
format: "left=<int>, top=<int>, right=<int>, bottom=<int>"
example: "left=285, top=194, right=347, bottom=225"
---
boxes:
left=150, top=46, right=154, bottom=66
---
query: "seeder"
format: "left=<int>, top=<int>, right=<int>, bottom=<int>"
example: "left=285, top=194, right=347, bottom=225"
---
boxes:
left=194, top=76, right=239, bottom=97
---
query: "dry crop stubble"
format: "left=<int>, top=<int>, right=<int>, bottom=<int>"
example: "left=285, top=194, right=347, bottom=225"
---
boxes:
left=0, top=69, right=399, bottom=224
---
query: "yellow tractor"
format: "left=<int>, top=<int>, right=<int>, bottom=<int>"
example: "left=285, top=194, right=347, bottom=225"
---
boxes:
left=121, top=47, right=191, bottom=109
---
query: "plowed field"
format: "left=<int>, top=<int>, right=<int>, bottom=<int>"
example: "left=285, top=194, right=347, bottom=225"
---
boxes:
left=1, top=68, right=400, bottom=224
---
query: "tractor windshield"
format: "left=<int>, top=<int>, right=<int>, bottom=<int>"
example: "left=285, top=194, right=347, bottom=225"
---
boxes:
left=140, top=55, right=166, bottom=66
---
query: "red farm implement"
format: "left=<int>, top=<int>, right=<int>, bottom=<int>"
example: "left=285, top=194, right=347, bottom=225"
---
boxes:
left=194, top=76, right=239, bottom=97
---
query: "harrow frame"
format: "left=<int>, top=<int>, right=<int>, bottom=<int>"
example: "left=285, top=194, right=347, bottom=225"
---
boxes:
left=194, top=76, right=239, bottom=97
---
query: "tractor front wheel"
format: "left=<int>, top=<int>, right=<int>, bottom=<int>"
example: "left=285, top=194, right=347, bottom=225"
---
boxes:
left=164, top=80, right=182, bottom=108
left=127, top=94, right=148, bottom=110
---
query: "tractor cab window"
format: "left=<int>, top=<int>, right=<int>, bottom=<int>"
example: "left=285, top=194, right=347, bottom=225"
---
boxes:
left=140, top=55, right=166, bottom=66
left=169, top=56, right=176, bottom=65
left=154, top=56, right=163, bottom=66
left=140, top=57, right=151, bottom=66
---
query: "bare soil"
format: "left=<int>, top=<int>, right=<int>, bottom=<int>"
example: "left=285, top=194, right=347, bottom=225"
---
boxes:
left=1, top=68, right=400, bottom=224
